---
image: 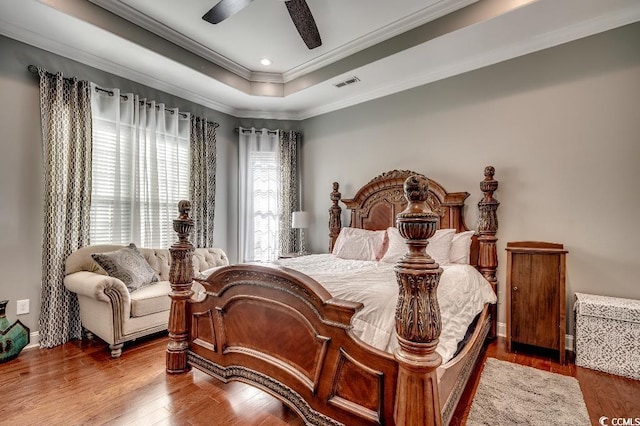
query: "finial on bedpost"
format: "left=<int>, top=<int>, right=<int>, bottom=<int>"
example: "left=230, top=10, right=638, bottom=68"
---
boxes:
left=167, top=200, right=195, bottom=374
left=393, top=175, right=443, bottom=426
left=328, top=182, right=342, bottom=253
left=478, top=166, right=499, bottom=338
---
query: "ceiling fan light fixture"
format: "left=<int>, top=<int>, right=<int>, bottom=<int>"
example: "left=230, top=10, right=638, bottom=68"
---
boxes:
left=260, top=58, right=272, bottom=66
left=202, top=0, right=321, bottom=50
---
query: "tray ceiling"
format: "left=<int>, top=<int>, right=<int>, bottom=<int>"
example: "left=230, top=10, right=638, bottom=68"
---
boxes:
left=1, top=0, right=639, bottom=119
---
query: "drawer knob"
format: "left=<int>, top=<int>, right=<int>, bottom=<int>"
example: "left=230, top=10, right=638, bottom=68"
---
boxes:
left=513, top=286, right=518, bottom=292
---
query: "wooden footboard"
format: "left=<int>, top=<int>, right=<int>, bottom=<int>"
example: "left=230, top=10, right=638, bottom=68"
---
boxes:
left=166, top=168, right=499, bottom=425
left=190, top=264, right=399, bottom=425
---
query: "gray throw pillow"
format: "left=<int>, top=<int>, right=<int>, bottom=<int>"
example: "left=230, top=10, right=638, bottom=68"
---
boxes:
left=91, top=243, right=159, bottom=293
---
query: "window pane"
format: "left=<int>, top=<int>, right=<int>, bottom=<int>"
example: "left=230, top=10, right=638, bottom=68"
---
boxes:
left=90, top=92, right=190, bottom=248
left=251, top=151, right=279, bottom=262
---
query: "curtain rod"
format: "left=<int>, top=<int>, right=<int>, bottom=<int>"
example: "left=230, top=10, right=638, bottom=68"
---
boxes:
left=28, top=64, right=76, bottom=81
left=235, top=127, right=278, bottom=135
left=235, top=127, right=297, bottom=135
left=28, top=64, right=219, bottom=127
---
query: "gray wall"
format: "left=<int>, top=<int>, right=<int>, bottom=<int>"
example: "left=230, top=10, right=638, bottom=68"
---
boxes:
left=300, top=23, right=640, bottom=332
left=0, top=36, right=227, bottom=334
left=0, top=34, right=300, bottom=334
left=2, top=21, right=639, bottom=339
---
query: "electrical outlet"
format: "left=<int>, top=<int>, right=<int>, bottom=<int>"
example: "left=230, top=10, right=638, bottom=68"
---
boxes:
left=16, top=299, right=29, bottom=315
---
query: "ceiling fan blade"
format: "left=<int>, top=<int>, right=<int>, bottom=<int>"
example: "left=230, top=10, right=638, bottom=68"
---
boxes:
left=202, top=0, right=254, bottom=24
left=284, top=0, right=322, bottom=50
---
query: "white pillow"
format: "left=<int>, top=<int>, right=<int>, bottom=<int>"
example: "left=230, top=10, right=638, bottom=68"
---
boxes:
left=332, top=227, right=387, bottom=261
left=426, top=228, right=456, bottom=265
left=381, top=227, right=456, bottom=265
left=450, top=230, right=476, bottom=264
left=380, top=227, right=406, bottom=263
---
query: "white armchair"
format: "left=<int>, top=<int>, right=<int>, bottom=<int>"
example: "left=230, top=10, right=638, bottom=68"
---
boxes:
left=64, top=244, right=228, bottom=357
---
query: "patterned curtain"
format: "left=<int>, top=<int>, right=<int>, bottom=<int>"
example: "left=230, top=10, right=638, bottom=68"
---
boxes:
left=190, top=116, right=217, bottom=248
left=37, top=69, right=92, bottom=347
left=278, top=130, right=300, bottom=255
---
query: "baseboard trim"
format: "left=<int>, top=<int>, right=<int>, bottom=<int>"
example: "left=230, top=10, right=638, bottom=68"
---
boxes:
left=24, top=331, right=40, bottom=350
left=497, top=322, right=574, bottom=352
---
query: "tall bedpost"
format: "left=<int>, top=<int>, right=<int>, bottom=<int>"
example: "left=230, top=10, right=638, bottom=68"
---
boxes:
left=393, top=175, right=443, bottom=426
left=328, top=182, right=342, bottom=252
left=166, top=200, right=195, bottom=374
left=477, top=166, right=500, bottom=339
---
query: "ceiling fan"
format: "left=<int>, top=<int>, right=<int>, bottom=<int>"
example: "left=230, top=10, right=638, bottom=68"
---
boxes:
left=202, top=0, right=322, bottom=50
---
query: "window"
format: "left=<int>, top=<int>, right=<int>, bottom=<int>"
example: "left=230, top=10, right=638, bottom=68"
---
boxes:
left=90, top=85, right=190, bottom=248
left=238, top=128, right=299, bottom=262
left=250, top=150, right=280, bottom=261
left=238, top=129, right=280, bottom=262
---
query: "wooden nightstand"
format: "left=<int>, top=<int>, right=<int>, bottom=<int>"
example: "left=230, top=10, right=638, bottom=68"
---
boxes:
left=505, top=241, right=568, bottom=364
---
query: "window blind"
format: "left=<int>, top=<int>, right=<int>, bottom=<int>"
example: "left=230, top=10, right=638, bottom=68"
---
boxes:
left=90, top=84, right=190, bottom=248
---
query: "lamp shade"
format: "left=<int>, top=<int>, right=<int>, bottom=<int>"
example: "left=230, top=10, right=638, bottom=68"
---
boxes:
left=291, top=211, right=310, bottom=229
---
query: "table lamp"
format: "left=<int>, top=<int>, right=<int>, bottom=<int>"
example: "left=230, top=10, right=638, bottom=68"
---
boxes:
left=291, top=211, right=310, bottom=255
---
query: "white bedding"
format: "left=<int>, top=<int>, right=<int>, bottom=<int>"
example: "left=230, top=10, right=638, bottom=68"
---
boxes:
left=274, top=254, right=496, bottom=364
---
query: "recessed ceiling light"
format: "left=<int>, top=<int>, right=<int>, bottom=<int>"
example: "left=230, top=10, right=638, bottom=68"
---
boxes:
left=260, top=58, right=272, bottom=66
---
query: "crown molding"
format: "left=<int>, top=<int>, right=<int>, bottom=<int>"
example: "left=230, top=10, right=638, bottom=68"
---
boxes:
left=250, top=71, right=284, bottom=84
left=281, top=0, right=477, bottom=82
left=88, top=0, right=253, bottom=80
left=88, top=0, right=476, bottom=84
left=297, top=4, right=640, bottom=120
left=4, top=0, right=638, bottom=122
left=0, top=17, right=240, bottom=117
left=234, top=109, right=301, bottom=120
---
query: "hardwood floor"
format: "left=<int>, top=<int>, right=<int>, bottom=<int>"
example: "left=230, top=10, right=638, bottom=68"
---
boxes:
left=1, top=334, right=638, bottom=425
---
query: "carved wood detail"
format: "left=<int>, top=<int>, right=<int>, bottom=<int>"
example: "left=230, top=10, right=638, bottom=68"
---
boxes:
left=196, top=265, right=362, bottom=329
left=393, top=175, right=443, bottom=426
left=329, top=182, right=342, bottom=253
left=167, top=200, right=195, bottom=374
left=333, top=169, right=471, bottom=238
left=189, top=263, right=401, bottom=425
left=477, top=166, right=500, bottom=338
left=168, top=166, right=500, bottom=426
left=212, top=269, right=321, bottom=304
left=188, top=351, right=344, bottom=426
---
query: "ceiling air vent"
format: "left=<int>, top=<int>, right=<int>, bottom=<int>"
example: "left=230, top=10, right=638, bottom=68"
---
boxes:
left=334, top=76, right=360, bottom=88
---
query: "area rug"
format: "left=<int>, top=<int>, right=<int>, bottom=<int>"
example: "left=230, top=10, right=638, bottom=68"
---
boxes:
left=466, top=358, right=590, bottom=425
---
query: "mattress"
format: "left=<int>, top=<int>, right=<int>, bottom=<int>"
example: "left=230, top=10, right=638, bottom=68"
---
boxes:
left=274, top=254, right=497, bottom=364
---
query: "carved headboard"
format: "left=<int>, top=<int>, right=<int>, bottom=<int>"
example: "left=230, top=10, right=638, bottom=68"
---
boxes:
left=328, top=169, right=495, bottom=268
left=328, top=167, right=500, bottom=337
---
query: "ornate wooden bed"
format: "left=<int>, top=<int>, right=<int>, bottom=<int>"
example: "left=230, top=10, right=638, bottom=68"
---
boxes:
left=166, top=167, right=499, bottom=425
